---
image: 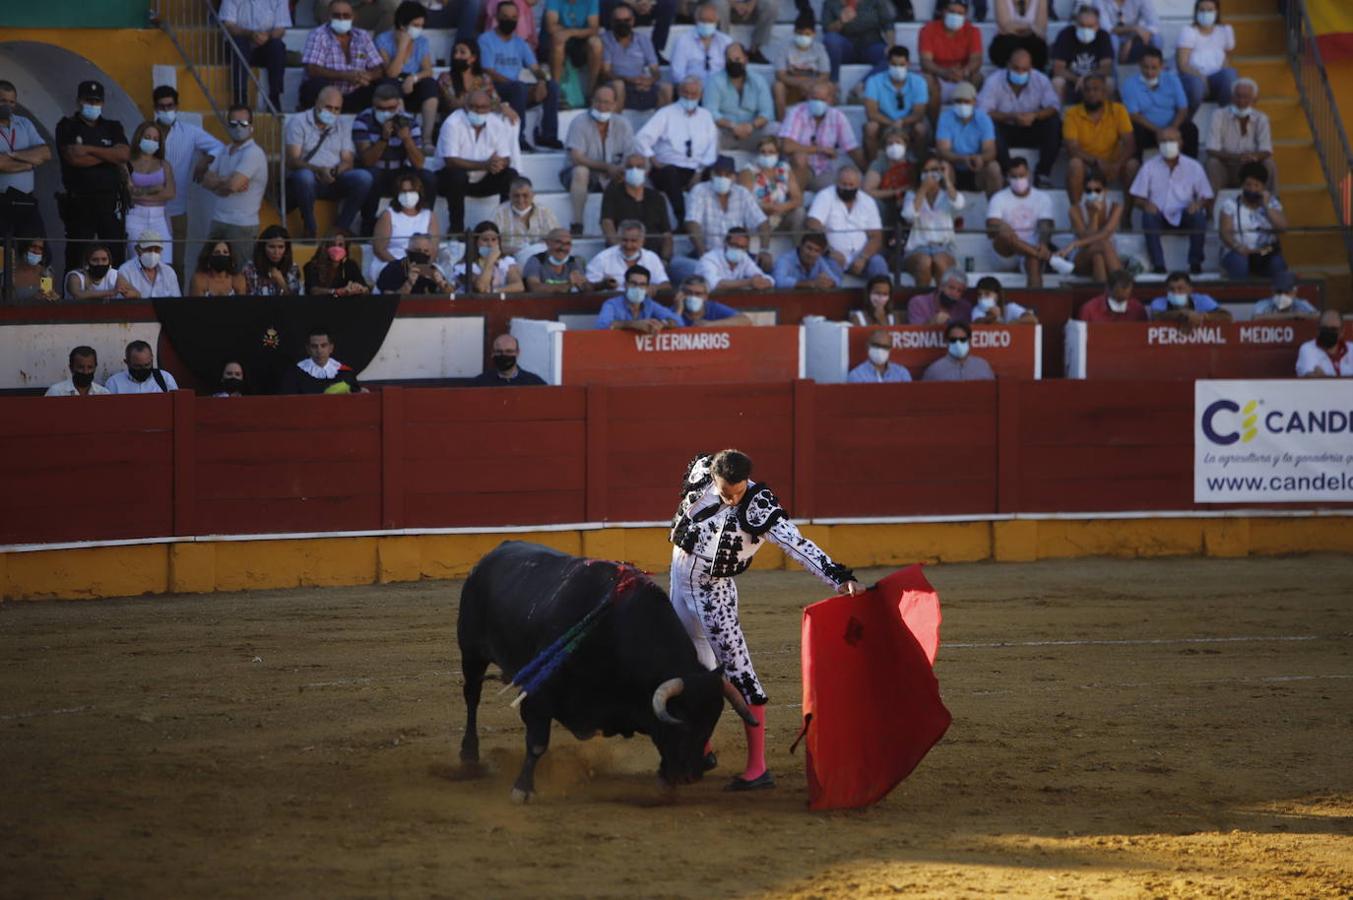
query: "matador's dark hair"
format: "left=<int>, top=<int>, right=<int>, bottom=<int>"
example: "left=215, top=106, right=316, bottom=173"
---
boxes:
left=711, top=449, right=753, bottom=484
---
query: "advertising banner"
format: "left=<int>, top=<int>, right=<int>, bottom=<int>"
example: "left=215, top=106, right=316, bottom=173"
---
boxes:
left=1195, top=379, right=1353, bottom=503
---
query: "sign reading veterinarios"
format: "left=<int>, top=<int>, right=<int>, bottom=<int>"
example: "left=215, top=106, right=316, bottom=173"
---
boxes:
left=1195, top=380, right=1353, bottom=503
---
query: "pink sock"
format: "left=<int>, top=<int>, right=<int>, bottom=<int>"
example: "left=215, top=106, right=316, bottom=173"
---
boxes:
left=704, top=740, right=713, bottom=756
left=741, top=705, right=767, bottom=781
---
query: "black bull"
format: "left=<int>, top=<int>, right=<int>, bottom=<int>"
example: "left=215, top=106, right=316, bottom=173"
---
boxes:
left=458, top=541, right=755, bottom=801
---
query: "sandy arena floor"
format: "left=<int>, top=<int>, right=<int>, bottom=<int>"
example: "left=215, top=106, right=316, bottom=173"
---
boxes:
left=2, top=555, right=1351, bottom=898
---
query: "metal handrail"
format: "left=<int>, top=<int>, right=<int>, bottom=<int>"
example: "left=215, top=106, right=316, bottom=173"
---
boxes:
left=152, top=0, right=286, bottom=216
left=1286, top=0, right=1353, bottom=275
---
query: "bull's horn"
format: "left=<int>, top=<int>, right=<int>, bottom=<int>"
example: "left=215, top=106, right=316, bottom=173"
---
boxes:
left=722, top=678, right=759, bottom=726
left=652, top=677, right=685, bottom=725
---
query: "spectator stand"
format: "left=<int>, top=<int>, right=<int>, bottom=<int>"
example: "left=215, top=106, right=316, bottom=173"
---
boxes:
left=805, top=320, right=1043, bottom=380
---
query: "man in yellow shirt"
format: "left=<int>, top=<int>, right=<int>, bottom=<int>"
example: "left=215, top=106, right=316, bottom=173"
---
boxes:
left=1063, top=74, right=1137, bottom=209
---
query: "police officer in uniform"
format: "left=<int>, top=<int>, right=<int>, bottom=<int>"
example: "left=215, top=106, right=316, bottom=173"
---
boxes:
left=55, top=80, right=130, bottom=275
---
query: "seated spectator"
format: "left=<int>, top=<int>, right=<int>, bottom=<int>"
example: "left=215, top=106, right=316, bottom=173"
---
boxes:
left=285, top=88, right=374, bottom=239
left=848, top=329, right=912, bottom=383
left=781, top=82, right=866, bottom=192
left=863, top=128, right=917, bottom=227
left=0, top=79, right=53, bottom=245
left=970, top=275, right=1037, bottom=323
left=1097, top=0, right=1160, bottom=64
left=471, top=333, right=548, bottom=386
left=544, top=0, right=603, bottom=94
left=46, top=345, right=109, bottom=396
left=563, top=85, right=635, bottom=233
left=203, top=105, right=269, bottom=267
left=437, top=90, right=522, bottom=234
left=524, top=228, right=595, bottom=291
left=242, top=225, right=302, bottom=295
left=375, top=1, right=440, bottom=139
left=1252, top=271, right=1318, bottom=321
left=600, top=0, right=675, bottom=72
left=485, top=0, right=542, bottom=50
left=438, top=40, right=509, bottom=118
left=190, top=240, right=247, bottom=297
left=772, top=232, right=837, bottom=290
left=978, top=48, right=1061, bottom=189
left=1148, top=270, right=1232, bottom=324
left=214, top=361, right=247, bottom=397
left=823, top=0, right=891, bottom=81
left=601, top=154, right=673, bottom=255
left=741, top=136, right=805, bottom=237
left=300, top=0, right=386, bottom=113
left=1129, top=127, right=1213, bottom=274
left=935, top=82, right=1001, bottom=195
left=452, top=222, right=526, bottom=293
left=354, top=83, right=433, bottom=232
left=1122, top=47, right=1199, bottom=163
left=673, top=155, right=770, bottom=283
left=66, top=244, right=137, bottom=300
left=919, top=1, right=984, bottom=120
left=698, top=226, right=773, bottom=292
left=908, top=269, right=973, bottom=324
left=372, top=171, right=441, bottom=275
left=305, top=233, right=369, bottom=295
left=901, top=157, right=964, bottom=288
left=806, top=166, right=889, bottom=279
left=986, top=157, right=1055, bottom=288
left=670, top=274, right=752, bottom=326
left=219, top=0, right=289, bottom=112
left=989, top=0, right=1048, bottom=70
left=862, top=46, right=931, bottom=162
left=106, top=339, right=179, bottom=394
left=596, top=264, right=681, bottom=331
left=1295, top=310, right=1352, bottom=378
left=1219, top=162, right=1287, bottom=280
left=922, top=320, right=995, bottom=380
left=671, top=2, right=734, bottom=83
left=770, top=13, right=832, bottom=122
left=480, top=0, right=562, bottom=150
left=715, top=0, right=777, bottom=63
left=1078, top=268, right=1148, bottom=321
left=601, top=3, right=671, bottom=112
left=851, top=275, right=902, bottom=326
left=1064, top=76, right=1137, bottom=208
left=1176, top=0, right=1236, bottom=114
left=1057, top=168, right=1124, bottom=281
left=378, top=231, right=453, bottom=294
left=586, top=220, right=671, bottom=291
left=705, top=43, right=774, bottom=152
left=124, top=121, right=176, bottom=268
left=1205, top=78, right=1276, bottom=193
left=281, top=327, right=365, bottom=394
left=635, top=76, right=718, bottom=224
left=9, top=238, right=59, bottom=303
left=1050, top=4, right=1114, bottom=104
left=117, top=230, right=182, bottom=298
left=490, top=177, right=560, bottom=259
left=311, top=0, right=401, bottom=34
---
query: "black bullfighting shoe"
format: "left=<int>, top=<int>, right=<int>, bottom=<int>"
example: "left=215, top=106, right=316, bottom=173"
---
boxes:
left=725, top=771, right=775, bottom=791
left=702, top=751, right=718, bottom=772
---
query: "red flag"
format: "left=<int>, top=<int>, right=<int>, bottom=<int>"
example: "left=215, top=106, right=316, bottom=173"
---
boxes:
left=798, top=565, right=951, bottom=811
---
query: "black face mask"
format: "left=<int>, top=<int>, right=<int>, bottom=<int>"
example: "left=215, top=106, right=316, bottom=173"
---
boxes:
left=1083, top=100, right=1103, bottom=112
left=612, top=22, right=632, bottom=36
left=726, top=62, right=746, bottom=78
left=497, top=16, right=517, bottom=34
left=492, top=353, right=517, bottom=372
left=128, top=366, right=153, bottom=383
left=451, top=58, right=470, bottom=72
left=221, top=377, right=244, bottom=393
left=72, top=371, right=95, bottom=388
left=0, top=103, right=13, bottom=120
left=209, top=254, right=232, bottom=272
left=407, top=250, right=430, bottom=265
left=837, top=187, right=858, bottom=203
left=88, top=263, right=110, bottom=280
left=1317, top=327, right=1340, bottom=349
left=1242, top=189, right=1263, bottom=204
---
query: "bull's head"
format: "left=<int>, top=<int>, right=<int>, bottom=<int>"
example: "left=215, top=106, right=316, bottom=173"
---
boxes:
left=649, top=669, right=759, bottom=786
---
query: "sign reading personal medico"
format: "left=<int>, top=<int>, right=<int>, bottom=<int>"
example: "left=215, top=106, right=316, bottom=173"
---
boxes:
left=1065, top=321, right=1329, bottom=380
left=561, top=325, right=803, bottom=385
left=1194, top=379, right=1353, bottom=503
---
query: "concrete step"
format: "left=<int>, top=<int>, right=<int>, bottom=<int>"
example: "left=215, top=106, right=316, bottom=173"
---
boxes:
left=1233, top=57, right=1291, bottom=88
left=1259, top=96, right=1313, bottom=142
left=1228, top=15, right=1289, bottom=58
left=1279, top=186, right=1340, bottom=228
left=1283, top=231, right=1350, bottom=267
left=1272, top=141, right=1325, bottom=185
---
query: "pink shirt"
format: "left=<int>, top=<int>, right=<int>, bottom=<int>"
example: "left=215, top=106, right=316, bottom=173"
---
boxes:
left=778, top=104, right=858, bottom=175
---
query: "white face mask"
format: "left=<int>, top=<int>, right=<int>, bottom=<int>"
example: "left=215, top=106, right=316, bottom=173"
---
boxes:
left=953, top=103, right=974, bottom=119
left=1196, top=10, right=1217, bottom=26
left=711, top=175, right=733, bottom=195
left=1075, top=26, right=1097, bottom=44
left=138, top=138, right=160, bottom=155
left=1159, top=141, right=1180, bottom=160
left=329, top=17, right=353, bottom=33
left=512, top=202, right=533, bottom=216
left=885, top=143, right=906, bottom=161
left=1142, top=76, right=1160, bottom=88
left=406, top=25, right=424, bottom=39
left=757, top=153, right=778, bottom=169
left=867, top=346, right=890, bottom=366
left=1231, top=105, right=1251, bottom=118
left=1273, top=292, right=1294, bottom=310
left=943, top=12, right=964, bottom=30
left=684, top=295, right=705, bottom=314
left=1107, top=297, right=1129, bottom=313
left=976, top=294, right=997, bottom=312
left=155, top=109, right=177, bottom=126
left=793, top=33, right=813, bottom=49
left=398, top=190, right=420, bottom=209
left=139, top=250, right=161, bottom=269
left=1084, top=191, right=1103, bottom=205
left=1168, top=291, right=1190, bottom=307
left=889, top=65, right=908, bottom=82
left=1010, top=176, right=1030, bottom=194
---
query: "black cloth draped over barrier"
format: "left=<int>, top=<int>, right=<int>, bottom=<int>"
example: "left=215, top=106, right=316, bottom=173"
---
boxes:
left=152, top=296, right=401, bottom=395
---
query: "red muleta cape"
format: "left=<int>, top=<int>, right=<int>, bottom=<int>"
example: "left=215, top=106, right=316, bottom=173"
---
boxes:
left=798, top=564, right=951, bottom=811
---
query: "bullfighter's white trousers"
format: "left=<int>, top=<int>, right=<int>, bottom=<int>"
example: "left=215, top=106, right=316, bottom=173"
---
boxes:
left=668, top=546, right=767, bottom=705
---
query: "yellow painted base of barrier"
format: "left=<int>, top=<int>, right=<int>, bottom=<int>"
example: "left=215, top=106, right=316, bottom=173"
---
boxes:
left=3, top=517, right=1351, bottom=602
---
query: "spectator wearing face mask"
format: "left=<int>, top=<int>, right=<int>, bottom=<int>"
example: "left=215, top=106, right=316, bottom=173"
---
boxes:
left=46, top=346, right=109, bottom=396
left=1129, top=125, right=1212, bottom=274
left=908, top=268, right=973, bottom=325
left=805, top=166, right=889, bottom=280
left=374, top=1, right=440, bottom=141
left=672, top=274, right=752, bottom=326
left=479, top=0, right=563, bottom=151
left=780, top=81, right=866, bottom=192
left=354, top=83, right=433, bottom=233
left=472, top=333, right=547, bottom=386
left=524, top=228, right=595, bottom=292
left=635, top=76, right=718, bottom=225
left=922, top=320, right=995, bottom=381
left=285, top=88, right=374, bottom=240
left=1219, top=161, right=1287, bottom=280
left=105, top=339, right=180, bottom=394
left=1176, top=0, right=1236, bottom=115
left=696, top=226, right=772, bottom=292
left=862, top=46, right=931, bottom=163
left=901, top=156, right=964, bottom=289
left=563, top=86, right=636, bottom=233
left=305, top=233, right=369, bottom=296
left=671, top=2, right=734, bottom=83
left=378, top=231, right=453, bottom=294
left=437, top=90, right=522, bottom=235
left=970, top=275, right=1037, bottom=323
left=56, top=80, right=130, bottom=273
left=1295, top=310, right=1352, bottom=378
left=601, top=3, right=670, bottom=112
left=451, top=222, right=526, bottom=293
left=935, top=82, right=1001, bottom=196
left=986, top=157, right=1056, bottom=289
left=8, top=238, right=59, bottom=303
left=586, top=219, right=671, bottom=292
left=214, top=360, right=248, bottom=397
left=1078, top=269, right=1148, bottom=322
left=1148, top=270, right=1232, bottom=325
left=851, top=275, right=902, bottom=327
left=490, top=177, right=560, bottom=259
left=769, top=13, right=832, bottom=121
left=301, top=0, right=387, bottom=113
left=600, top=155, right=673, bottom=257
left=190, top=240, right=247, bottom=297
left=741, top=137, right=805, bottom=238
left=596, top=264, right=681, bottom=332
left=149, top=86, right=222, bottom=279
left=864, top=129, right=919, bottom=232
left=1063, top=74, right=1137, bottom=208
left=1252, top=271, right=1317, bottom=321
left=674, top=156, right=769, bottom=284
left=1056, top=168, right=1125, bottom=282
left=1205, top=77, right=1276, bottom=194
left=202, top=105, right=270, bottom=268
left=705, top=42, right=775, bottom=153
left=117, top=231, right=182, bottom=298
left=1050, top=4, right=1115, bottom=105
left=124, top=121, right=177, bottom=267
left=1121, top=47, right=1198, bottom=164
left=919, top=0, right=984, bottom=121
left=66, top=243, right=139, bottom=300
left=978, top=48, right=1061, bottom=190
left=848, top=329, right=912, bottom=383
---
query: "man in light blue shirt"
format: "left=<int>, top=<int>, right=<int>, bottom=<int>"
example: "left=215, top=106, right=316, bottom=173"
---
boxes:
left=479, top=0, right=562, bottom=150
left=1120, top=47, right=1197, bottom=160
left=862, top=45, right=930, bottom=160
left=1252, top=271, right=1319, bottom=320
left=934, top=82, right=1001, bottom=194
left=848, top=330, right=913, bottom=383
left=771, top=233, right=837, bottom=290
left=1147, top=271, right=1231, bottom=323
left=596, top=264, right=683, bottom=331
left=703, top=43, right=774, bottom=151
left=151, top=86, right=223, bottom=276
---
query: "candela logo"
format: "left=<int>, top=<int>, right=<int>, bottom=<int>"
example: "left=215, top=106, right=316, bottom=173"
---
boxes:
left=1201, top=398, right=1259, bottom=445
